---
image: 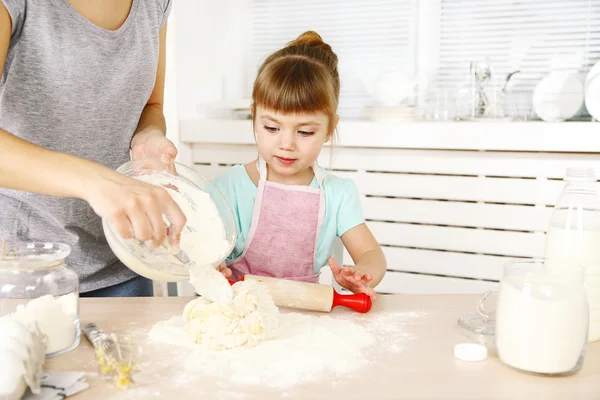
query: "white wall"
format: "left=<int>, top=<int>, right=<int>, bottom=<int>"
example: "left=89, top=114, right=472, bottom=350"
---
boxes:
left=170, top=0, right=251, bottom=120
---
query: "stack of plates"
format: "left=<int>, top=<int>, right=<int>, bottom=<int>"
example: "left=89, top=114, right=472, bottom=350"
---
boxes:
left=363, top=106, right=423, bottom=122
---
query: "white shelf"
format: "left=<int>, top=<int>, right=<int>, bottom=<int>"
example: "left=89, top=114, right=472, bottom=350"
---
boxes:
left=180, top=119, right=600, bottom=152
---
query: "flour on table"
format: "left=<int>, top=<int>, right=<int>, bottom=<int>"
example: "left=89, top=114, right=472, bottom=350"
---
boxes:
left=147, top=310, right=428, bottom=389
left=148, top=290, right=427, bottom=390
left=181, top=280, right=279, bottom=350
left=149, top=311, right=375, bottom=389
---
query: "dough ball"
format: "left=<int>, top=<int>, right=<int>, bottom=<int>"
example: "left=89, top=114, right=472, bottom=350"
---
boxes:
left=182, top=280, right=279, bottom=350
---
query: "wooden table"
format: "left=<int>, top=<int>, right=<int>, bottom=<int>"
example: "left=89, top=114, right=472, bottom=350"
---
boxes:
left=47, top=296, right=600, bottom=399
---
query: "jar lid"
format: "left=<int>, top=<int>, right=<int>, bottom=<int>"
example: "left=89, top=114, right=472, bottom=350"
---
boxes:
left=454, top=343, right=488, bottom=362
left=0, top=242, right=71, bottom=269
left=103, top=158, right=237, bottom=282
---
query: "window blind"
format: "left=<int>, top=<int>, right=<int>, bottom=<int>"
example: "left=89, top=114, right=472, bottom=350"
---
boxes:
left=247, top=0, right=418, bottom=119
left=433, top=0, right=600, bottom=94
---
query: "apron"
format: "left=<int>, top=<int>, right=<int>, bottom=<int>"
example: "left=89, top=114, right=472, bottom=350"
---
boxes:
left=227, top=157, right=326, bottom=283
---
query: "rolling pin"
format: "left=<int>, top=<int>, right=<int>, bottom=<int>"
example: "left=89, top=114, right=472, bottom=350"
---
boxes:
left=230, top=275, right=372, bottom=313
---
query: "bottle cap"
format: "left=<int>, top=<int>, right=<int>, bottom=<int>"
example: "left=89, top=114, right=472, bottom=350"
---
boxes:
left=454, top=343, right=488, bottom=362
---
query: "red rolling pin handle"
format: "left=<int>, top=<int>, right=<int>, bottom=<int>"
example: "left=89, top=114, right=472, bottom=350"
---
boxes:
left=331, top=291, right=372, bottom=313
left=229, top=278, right=372, bottom=313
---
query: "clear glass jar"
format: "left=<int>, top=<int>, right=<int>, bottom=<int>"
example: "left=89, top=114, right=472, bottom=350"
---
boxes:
left=544, top=167, right=600, bottom=342
left=0, top=242, right=80, bottom=357
left=495, top=259, right=588, bottom=376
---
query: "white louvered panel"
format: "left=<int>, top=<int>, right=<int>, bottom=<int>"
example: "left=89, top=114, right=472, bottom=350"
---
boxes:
left=336, top=171, right=564, bottom=206
left=248, top=0, right=418, bottom=118
left=363, top=197, right=553, bottom=232
left=184, top=121, right=600, bottom=294
left=343, top=247, right=507, bottom=281
left=322, top=148, right=600, bottom=179
left=368, top=221, right=546, bottom=258
left=434, top=0, right=600, bottom=102
left=375, top=271, right=499, bottom=294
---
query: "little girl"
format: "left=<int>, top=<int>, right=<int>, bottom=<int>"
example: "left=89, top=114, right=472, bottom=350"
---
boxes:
left=214, top=31, right=386, bottom=300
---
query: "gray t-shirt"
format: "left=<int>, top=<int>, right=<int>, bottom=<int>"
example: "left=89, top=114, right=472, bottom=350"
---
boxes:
left=0, top=0, right=171, bottom=292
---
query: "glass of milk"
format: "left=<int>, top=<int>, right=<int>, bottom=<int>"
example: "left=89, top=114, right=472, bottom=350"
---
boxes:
left=494, top=259, right=589, bottom=375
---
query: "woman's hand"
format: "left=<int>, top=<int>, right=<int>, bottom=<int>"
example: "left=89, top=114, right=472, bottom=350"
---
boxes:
left=84, top=170, right=186, bottom=247
left=328, top=258, right=378, bottom=300
left=131, top=130, right=178, bottom=165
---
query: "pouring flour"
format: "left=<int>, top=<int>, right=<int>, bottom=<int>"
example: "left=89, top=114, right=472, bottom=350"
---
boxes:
left=102, top=159, right=237, bottom=284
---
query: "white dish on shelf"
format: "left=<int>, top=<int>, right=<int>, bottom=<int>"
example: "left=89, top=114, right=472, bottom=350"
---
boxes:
left=366, top=71, right=418, bottom=107
left=585, top=75, right=600, bottom=121
left=532, top=72, right=584, bottom=122
left=586, top=62, right=600, bottom=89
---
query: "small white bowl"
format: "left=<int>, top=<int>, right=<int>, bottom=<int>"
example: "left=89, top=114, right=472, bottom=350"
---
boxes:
left=532, top=72, right=584, bottom=122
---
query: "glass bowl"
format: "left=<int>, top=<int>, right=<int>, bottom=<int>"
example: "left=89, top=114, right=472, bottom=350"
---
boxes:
left=102, top=158, right=237, bottom=282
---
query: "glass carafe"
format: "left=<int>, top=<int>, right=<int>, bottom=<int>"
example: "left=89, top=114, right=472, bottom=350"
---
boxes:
left=544, top=168, right=600, bottom=342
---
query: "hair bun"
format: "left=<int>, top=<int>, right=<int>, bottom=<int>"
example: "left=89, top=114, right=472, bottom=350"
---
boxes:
left=288, top=31, right=334, bottom=54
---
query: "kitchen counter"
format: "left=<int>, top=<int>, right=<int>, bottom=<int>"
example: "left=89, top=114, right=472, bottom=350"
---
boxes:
left=47, top=296, right=600, bottom=399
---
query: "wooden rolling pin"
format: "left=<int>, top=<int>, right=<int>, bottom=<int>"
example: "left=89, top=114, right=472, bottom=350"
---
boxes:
left=231, top=275, right=372, bottom=313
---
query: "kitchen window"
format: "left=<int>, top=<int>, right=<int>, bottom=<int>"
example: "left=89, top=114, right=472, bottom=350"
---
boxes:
left=246, top=0, right=600, bottom=118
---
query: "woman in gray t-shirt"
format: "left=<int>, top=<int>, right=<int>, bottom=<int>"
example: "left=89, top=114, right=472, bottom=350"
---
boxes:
left=0, top=0, right=186, bottom=296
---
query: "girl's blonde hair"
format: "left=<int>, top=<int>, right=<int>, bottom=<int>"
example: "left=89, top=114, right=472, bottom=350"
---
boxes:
left=252, top=31, right=340, bottom=135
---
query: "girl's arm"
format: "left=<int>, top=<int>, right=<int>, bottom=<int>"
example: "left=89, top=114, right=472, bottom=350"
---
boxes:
left=329, top=223, right=386, bottom=299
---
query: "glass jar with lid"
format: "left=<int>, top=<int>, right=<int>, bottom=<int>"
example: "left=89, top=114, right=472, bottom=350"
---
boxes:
left=0, top=241, right=80, bottom=357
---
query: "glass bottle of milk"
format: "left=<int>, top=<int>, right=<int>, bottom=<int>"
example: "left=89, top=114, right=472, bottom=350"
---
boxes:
left=545, top=167, right=600, bottom=342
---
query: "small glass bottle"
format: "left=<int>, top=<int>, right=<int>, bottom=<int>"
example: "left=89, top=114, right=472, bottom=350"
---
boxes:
left=544, top=167, right=600, bottom=342
left=0, top=242, right=80, bottom=357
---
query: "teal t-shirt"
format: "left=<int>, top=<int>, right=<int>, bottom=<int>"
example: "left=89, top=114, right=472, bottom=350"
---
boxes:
left=213, top=165, right=364, bottom=274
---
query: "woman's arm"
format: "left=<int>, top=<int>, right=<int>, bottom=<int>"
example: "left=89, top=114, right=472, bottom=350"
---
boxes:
left=0, top=6, right=185, bottom=245
left=130, top=24, right=177, bottom=163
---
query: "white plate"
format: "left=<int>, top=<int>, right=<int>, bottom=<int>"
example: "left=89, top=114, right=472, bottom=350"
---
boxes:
left=532, top=72, right=584, bottom=122
left=585, top=76, right=600, bottom=121
left=586, top=62, right=600, bottom=89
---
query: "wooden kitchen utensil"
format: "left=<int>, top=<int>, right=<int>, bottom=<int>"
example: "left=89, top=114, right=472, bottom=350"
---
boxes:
left=230, top=275, right=372, bottom=313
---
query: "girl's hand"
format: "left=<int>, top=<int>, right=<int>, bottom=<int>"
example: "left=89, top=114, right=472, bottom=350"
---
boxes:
left=131, top=130, right=178, bottom=165
left=328, top=258, right=378, bottom=300
left=217, top=263, right=232, bottom=279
